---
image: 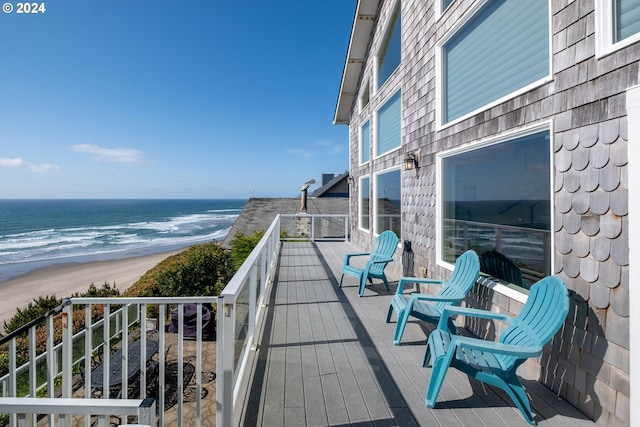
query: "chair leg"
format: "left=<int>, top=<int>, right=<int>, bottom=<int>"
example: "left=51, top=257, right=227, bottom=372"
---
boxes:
left=358, top=274, right=367, bottom=296
left=425, top=347, right=454, bottom=408
left=423, top=344, right=432, bottom=367
left=386, top=304, right=395, bottom=323
left=339, top=273, right=345, bottom=287
left=503, top=375, right=536, bottom=426
left=393, top=309, right=409, bottom=345
left=382, top=275, right=391, bottom=291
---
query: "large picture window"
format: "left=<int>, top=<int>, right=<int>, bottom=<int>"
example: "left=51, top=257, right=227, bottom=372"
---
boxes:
left=376, top=91, right=401, bottom=156
left=360, top=177, right=370, bottom=231
left=441, top=129, right=551, bottom=288
left=375, top=168, right=401, bottom=237
left=378, top=6, right=401, bottom=89
left=360, top=121, right=370, bottom=164
left=442, top=0, right=549, bottom=124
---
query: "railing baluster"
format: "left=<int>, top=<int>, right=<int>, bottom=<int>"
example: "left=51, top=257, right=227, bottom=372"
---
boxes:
left=158, top=303, right=166, bottom=427
left=177, top=302, right=184, bottom=427
left=102, top=304, right=110, bottom=397
left=196, top=302, right=203, bottom=427
left=122, top=303, right=129, bottom=399
left=47, top=314, right=55, bottom=427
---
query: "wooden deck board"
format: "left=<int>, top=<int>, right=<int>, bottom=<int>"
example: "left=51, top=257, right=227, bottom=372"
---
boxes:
left=239, top=241, right=595, bottom=427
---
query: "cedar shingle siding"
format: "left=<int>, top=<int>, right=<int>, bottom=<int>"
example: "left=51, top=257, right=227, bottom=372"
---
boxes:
left=338, top=1, right=638, bottom=425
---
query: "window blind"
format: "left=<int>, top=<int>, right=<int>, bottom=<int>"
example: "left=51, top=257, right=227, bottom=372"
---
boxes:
left=615, top=0, right=640, bottom=42
left=444, top=0, right=549, bottom=123
left=377, top=91, right=401, bottom=156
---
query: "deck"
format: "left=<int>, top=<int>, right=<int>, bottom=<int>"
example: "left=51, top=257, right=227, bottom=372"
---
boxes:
left=237, top=241, right=595, bottom=427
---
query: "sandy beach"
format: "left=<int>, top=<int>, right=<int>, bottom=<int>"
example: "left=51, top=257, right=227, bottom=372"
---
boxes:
left=0, top=250, right=183, bottom=329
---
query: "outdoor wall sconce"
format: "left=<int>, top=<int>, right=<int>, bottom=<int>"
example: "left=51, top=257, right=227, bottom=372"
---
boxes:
left=404, top=152, right=419, bottom=170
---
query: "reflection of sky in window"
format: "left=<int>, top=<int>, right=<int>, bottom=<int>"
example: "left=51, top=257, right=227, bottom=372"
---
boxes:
left=444, top=131, right=549, bottom=202
left=379, top=11, right=402, bottom=87
left=377, top=170, right=401, bottom=206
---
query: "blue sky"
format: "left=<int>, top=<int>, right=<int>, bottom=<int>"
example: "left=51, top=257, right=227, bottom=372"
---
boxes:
left=0, top=0, right=356, bottom=199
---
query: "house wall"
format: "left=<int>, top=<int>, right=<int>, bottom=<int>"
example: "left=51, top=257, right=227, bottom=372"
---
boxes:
left=345, top=0, right=637, bottom=425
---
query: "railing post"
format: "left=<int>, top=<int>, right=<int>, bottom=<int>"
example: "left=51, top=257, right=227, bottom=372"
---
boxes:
left=217, top=296, right=235, bottom=427
left=249, top=264, right=257, bottom=346
left=344, top=215, right=349, bottom=241
left=260, top=249, right=267, bottom=300
left=61, top=299, right=73, bottom=398
left=311, top=216, right=316, bottom=241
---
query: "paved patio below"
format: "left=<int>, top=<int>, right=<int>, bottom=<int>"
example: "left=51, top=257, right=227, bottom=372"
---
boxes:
left=237, top=241, right=595, bottom=426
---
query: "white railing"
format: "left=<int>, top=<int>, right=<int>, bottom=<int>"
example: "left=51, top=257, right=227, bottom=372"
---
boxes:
left=0, top=214, right=348, bottom=427
left=278, top=214, right=349, bottom=241
left=0, top=304, right=139, bottom=399
left=0, top=397, right=156, bottom=427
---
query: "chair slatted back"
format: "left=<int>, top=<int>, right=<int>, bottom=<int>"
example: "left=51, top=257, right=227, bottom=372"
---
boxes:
left=435, top=250, right=480, bottom=311
left=498, top=276, right=569, bottom=368
left=368, top=231, right=399, bottom=275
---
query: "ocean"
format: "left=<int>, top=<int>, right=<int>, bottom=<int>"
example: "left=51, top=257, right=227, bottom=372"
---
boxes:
left=0, top=199, right=246, bottom=282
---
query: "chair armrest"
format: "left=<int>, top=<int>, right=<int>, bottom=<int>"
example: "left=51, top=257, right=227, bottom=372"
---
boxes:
left=369, top=257, right=394, bottom=265
left=408, top=294, right=463, bottom=305
left=344, top=253, right=370, bottom=264
left=396, top=277, right=443, bottom=294
left=437, top=306, right=513, bottom=330
left=452, top=335, right=542, bottom=359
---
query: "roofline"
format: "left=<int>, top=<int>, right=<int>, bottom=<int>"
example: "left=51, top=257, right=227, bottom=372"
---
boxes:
left=333, top=0, right=380, bottom=125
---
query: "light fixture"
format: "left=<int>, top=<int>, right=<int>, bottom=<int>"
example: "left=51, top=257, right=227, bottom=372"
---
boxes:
left=404, top=152, right=419, bottom=170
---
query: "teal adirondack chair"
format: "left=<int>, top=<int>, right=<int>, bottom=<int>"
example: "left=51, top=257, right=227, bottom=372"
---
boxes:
left=339, top=230, right=399, bottom=297
left=386, top=250, right=479, bottom=345
left=423, top=276, right=569, bottom=426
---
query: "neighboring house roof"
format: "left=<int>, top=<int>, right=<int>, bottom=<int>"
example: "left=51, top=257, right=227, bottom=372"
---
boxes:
left=221, top=197, right=349, bottom=249
left=334, top=0, right=380, bottom=125
left=310, top=172, right=349, bottom=197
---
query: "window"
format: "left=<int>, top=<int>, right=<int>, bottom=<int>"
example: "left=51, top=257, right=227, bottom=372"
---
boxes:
left=360, top=121, right=370, bottom=164
left=375, top=168, right=401, bottom=237
left=596, top=0, right=640, bottom=56
left=440, top=128, right=551, bottom=287
left=378, top=6, right=401, bottom=89
left=360, top=81, right=370, bottom=111
left=376, top=90, right=401, bottom=156
left=360, top=177, right=370, bottom=231
left=442, top=0, right=550, bottom=124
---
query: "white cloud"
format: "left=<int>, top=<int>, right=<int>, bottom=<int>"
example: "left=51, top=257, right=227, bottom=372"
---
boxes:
left=316, top=140, right=344, bottom=155
left=0, top=157, right=59, bottom=172
left=72, top=144, right=145, bottom=165
left=287, top=148, right=314, bottom=158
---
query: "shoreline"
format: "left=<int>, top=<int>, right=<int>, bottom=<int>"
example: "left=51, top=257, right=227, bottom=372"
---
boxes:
left=0, top=249, right=183, bottom=328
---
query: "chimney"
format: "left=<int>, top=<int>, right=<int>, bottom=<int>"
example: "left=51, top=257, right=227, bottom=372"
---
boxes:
left=322, top=173, right=335, bottom=186
left=299, top=179, right=316, bottom=213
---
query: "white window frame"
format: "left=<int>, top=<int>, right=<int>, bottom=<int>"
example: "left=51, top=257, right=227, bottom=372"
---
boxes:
left=359, top=175, right=372, bottom=233
left=436, top=0, right=455, bottom=19
left=373, top=165, right=402, bottom=239
left=375, top=89, right=402, bottom=158
left=360, top=119, right=371, bottom=165
left=359, top=78, right=371, bottom=113
left=435, top=121, right=554, bottom=302
left=435, top=0, right=553, bottom=130
left=595, top=0, right=640, bottom=58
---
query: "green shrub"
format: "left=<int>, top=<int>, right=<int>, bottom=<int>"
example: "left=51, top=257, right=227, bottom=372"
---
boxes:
left=3, top=295, right=63, bottom=335
left=154, top=242, right=233, bottom=297
left=127, top=242, right=233, bottom=299
left=229, top=229, right=265, bottom=271
left=73, top=281, right=121, bottom=298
